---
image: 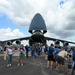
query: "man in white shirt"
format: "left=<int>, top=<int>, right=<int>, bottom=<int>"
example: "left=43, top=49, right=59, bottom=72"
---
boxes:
left=57, top=50, right=69, bottom=74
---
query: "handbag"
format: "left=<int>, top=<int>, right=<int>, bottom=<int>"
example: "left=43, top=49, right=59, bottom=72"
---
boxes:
left=34, top=51, right=37, bottom=56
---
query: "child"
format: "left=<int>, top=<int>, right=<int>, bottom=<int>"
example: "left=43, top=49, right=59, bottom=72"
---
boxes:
left=67, top=55, right=72, bottom=75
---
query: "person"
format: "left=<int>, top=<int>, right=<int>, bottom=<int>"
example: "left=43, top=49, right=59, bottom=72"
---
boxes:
left=17, top=44, right=25, bottom=66
left=71, top=49, right=75, bottom=75
left=44, top=44, right=48, bottom=60
left=31, top=44, right=36, bottom=57
left=57, top=50, right=69, bottom=73
left=0, top=45, right=3, bottom=52
left=6, top=45, right=13, bottom=67
left=54, top=46, right=60, bottom=70
left=25, top=45, right=29, bottom=58
left=47, top=44, right=55, bottom=69
left=4, top=46, right=7, bottom=60
left=67, top=55, right=72, bottom=75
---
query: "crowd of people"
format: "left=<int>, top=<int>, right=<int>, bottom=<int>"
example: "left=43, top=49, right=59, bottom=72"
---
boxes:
left=3, top=44, right=30, bottom=66
left=1, top=43, right=42, bottom=67
left=44, top=44, right=75, bottom=75
left=0, top=43, right=75, bottom=75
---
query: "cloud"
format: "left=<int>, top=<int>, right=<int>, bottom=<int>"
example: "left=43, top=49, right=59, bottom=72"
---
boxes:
left=0, top=28, right=24, bottom=41
left=0, top=27, right=29, bottom=45
left=0, top=0, right=75, bottom=42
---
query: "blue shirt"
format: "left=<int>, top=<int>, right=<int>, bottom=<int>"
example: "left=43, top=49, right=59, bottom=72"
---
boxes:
left=48, top=47, right=54, bottom=55
left=72, top=52, right=75, bottom=65
left=55, top=48, right=60, bottom=56
left=67, top=47, right=71, bottom=52
left=44, top=46, right=48, bottom=53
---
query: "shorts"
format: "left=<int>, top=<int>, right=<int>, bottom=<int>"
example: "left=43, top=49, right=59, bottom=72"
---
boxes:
left=48, top=55, right=55, bottom=61
left=19, top=54, right=25, bottom=59
left=57, top=56, right=64, bottom=65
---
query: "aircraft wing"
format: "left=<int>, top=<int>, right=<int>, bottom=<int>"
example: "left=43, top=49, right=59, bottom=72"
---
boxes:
left=0, top=35, right=75, bottom=46
left=45, top=36, right=75, bottom=44
left=1, top=36, right=30, bottom=43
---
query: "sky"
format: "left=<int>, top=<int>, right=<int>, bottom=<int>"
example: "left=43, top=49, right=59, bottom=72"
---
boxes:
left=0, top=0, right=75, bottom=46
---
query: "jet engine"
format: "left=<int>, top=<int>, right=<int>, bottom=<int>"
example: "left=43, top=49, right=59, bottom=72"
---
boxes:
left=55, top=40, right=60, bottom=45
left=6, top=41, right=12, bottom=45
left=16, top=40, right=21, bottom=45
left=63, top=42, right=69, bottom=46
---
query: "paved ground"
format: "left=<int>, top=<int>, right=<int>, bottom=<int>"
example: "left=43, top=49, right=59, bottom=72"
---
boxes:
left=0, top=52, right=70, bottom=75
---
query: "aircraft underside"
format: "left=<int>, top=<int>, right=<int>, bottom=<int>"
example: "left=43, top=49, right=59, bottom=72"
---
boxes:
left=29, top=34, right=46, bottom=46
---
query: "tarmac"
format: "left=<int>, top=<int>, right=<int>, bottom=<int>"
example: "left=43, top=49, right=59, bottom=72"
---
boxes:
left=0, top=51, right=71, bottom=75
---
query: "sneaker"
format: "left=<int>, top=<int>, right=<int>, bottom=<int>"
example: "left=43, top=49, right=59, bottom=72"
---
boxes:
left=9, top=64, right=11, bottom=66
left=21, top=63, right=23, bottom=66
left=47, top=65, right=49, bottom=68
left=7, top=64, right=9, bottom=67
left=45, top=58, right=47, bottom=60
left=4, top=58, right=6, bottom=60
left=18, top=63, right=20, bottom=66
left=54, top=68, right=58, bottom=70
left=50, top=67, right=52, bottom=69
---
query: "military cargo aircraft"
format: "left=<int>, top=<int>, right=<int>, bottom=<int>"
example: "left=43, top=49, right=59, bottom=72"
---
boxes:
left=0, top=13, right=75, bottom=46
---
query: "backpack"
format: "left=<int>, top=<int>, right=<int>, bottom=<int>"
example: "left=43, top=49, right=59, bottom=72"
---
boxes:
left=28, top=47, right=30, bottom=51
left=34, top=51, right=37, bottom=56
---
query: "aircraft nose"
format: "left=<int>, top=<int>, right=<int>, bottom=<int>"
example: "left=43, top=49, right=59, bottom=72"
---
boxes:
left=29, top=13, right=47, bottom=34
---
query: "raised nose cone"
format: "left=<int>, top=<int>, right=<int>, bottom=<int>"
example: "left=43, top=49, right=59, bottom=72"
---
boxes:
left=29, top=13, right=47, bottom=34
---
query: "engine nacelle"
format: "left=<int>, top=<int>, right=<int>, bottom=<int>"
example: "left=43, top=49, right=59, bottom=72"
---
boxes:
left=6, top=41, right=12, bottom=45
left=55, top=40, right=60, bottom=45
left=16, top=40, right=21, bottom=45
left=63, top=42, right=69, bottom=46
